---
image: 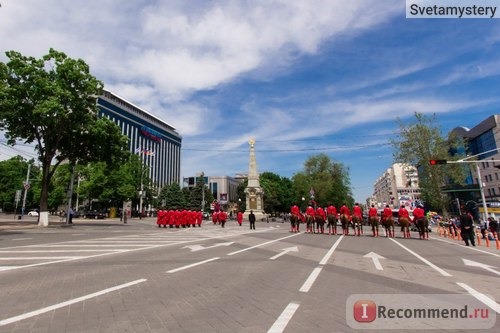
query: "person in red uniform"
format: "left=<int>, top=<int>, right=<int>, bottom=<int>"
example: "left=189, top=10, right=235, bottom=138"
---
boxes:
left=382, top=205, right=394, bottom=237
left=219, top=210, right=227, bottom=228
left=212, top=211, right=219, bottom=225
left=237, top=211, right=243, bottom=226
left=305, top=205, right=316, bottom=233
left=197, top=210, right=203, bottom=227
left=352, top=203, right=363, bottom=236
left=412, top=205, right=425, bottom=222
left=368, top=204, right=379, bottom=237
left=290, top=204, right=300, bottom=232
left=339, top=203, right=350, bottom=218
left=398, top=205, right=411, bottom=238
left=326, top=204, right=337, bottom=235
left=316, top=206, right=326, bottom=234
left=339, top=203, right=351, bottom=235
left=167, top=210, right=174, bottom=228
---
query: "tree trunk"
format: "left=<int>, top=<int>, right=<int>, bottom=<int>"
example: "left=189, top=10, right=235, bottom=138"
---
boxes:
left=38, top=157, right=53, bottom=227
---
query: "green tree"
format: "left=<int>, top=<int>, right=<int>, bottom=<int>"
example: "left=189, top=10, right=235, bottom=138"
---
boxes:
left=158, top=183, right=186, bottom=210
left=391, top=113, right=466, bottom=213
left=260, top=172, right=294, bottom=214
left=236, top=179, right=247, bottom=212
left=0, top=156, right=41, bottom=212
left=184, top=176, right=214, bottom=211
left=292, top=154, right=353, bottom=208
left=0, top=49, right=129, bottom=225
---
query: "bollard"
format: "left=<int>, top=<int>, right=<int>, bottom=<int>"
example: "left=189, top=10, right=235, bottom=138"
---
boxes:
left=486, top=236, right=490, bottom=248
left=476, top=230, right=481, bottom=246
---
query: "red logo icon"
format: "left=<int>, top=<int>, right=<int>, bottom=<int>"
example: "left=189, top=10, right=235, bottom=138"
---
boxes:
left=353, top=300, right=376, bottom=322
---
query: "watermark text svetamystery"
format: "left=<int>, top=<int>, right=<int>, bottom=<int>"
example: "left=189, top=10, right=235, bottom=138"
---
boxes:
left=406, top=0, right=499, bottom=18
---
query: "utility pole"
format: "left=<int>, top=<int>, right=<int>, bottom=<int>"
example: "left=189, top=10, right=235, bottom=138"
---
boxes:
left=200, top=172, right=205, bottom=212
left=65, top=164, right=75, bottom=224
left=21, top=163, right=31, bottom=219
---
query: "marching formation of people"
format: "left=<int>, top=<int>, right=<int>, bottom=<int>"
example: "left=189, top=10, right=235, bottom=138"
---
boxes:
left=154, top=202, right=497, bottom=247
left=156, top=209, right=203, bottom=228
left=288, top=202, right=431, bottom=239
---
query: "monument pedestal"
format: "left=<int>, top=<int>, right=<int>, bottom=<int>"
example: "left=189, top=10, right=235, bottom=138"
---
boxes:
left=243, top=210, right=267, bottom=222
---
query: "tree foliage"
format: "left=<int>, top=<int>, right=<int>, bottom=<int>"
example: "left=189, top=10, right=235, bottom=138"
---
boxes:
left=391, top=113, right=466, bottom=213
left=158, top=183, right=186, bottom=210
left=292, top=154, right=353, bottom=208
left=260, top=172, right=295, bottom=214
left=0, top=49, right=129, bottom=218
left=0, top=156, right=41, bottom=212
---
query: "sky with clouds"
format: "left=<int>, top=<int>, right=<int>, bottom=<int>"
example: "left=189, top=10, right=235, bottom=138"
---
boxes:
left=1, top=0, right=500, bottom=202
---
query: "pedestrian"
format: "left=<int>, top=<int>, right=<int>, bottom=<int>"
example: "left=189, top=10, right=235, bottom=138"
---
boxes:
left=68, top=207, right=74, bottom=224
left=219, top=210, right=227, bottom=228
left=488, top=217, right=498, bottom=239
left=237, top=211, right=243, bottom=226
left=459, top=207, right=475, bottom=246
left=249, top=210, right=256, bottom=230
left=480, top=219, right=488, bottom=239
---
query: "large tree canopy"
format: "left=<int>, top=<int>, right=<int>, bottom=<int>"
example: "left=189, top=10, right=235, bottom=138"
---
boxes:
left=0, top=48, right=128, bottom=225
left=292, top=153, right=353, bottom=208
left=391, top=112, right=466, bottom=213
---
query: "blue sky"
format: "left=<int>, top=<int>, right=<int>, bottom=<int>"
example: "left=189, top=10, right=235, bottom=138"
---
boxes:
left=1, top=1, right=500, bottom=202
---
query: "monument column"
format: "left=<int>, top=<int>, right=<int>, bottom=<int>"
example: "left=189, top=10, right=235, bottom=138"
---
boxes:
left=244, top=138, right=265, bottom=221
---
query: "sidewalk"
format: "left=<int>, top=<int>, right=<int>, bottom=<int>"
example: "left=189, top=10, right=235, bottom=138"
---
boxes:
left=0, top=213, right=159, bottom=232
left=0, top=213, right=65, bottom=231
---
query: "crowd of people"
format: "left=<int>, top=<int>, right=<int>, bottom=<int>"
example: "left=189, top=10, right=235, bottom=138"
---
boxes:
left=156, top=209, right=204, bottom=228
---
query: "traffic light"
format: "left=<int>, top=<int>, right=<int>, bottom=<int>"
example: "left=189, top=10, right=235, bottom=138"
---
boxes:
left=429, top=159, right=447, bottom=165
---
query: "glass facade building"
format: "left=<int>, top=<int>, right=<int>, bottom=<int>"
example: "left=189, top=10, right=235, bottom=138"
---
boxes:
left=97, top=90, right=182, bottom=191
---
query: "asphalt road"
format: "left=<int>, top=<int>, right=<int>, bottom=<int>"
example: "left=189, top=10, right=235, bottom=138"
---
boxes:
left=0, top=218, right=498, bottom=332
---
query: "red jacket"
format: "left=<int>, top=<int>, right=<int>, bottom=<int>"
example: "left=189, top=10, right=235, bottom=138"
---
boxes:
left=353, top=205, right=363, bottom=218
left=382, top=207, right=393, bottom=219
left=398, top=207, right=410, bottom=219
left=291, top=205, right=300, bottom=216
left=306, top=206, right=315, bottom=217
left=368, top=207, right=378, bottom=217
left=316, top=207, right=326, bottom=219
left=219, top=211, right=227, bottom=222
left=340, top=205, right=350, bottom=216
left=326, top=205, right=337, bottom=216
left=413, top=207, right=425, bottom=220
left=237, top=211, right=243, bottom=223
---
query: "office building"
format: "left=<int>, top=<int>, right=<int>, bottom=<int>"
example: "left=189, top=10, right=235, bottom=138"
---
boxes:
left=97, top=90, right=182, bottom=190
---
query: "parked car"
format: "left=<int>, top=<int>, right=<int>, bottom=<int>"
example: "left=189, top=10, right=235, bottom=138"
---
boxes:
left=27, top=210, right=39, bottom=217
left=83, top=211, right=106, bottom=219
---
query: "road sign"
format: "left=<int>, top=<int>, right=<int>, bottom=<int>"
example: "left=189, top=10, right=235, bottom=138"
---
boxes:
left=23, top=182, right=30, bottom=190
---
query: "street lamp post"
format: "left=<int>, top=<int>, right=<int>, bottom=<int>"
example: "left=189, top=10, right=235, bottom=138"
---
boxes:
left=200, top=172, right=205, bottom=212
left=139, top=166, right=144, bottom=219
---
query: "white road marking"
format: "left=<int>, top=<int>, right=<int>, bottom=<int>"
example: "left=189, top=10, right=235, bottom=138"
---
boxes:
left=269, top=246, right=299, bottom=260
left=462, top=259, right=500, bottom=276
left=166, top=257, right=220, bottom=273
left=0, top=256, right=83, bottom=260
left=457, top=282, right=500, bottom=314
left=11, top=238, right=32, bottom=241
left=319, top=235, right=344, bottom=265
left=363, top=252, right=385, bottom=271
left=299, top=267, right=323, bottom=293
left=431, top=236, right=500, bottom=257
left=0, top=279, right=147, bottom=327
left=267, top=302, right=300, bottom=333
left=227, top=233, right=301, bottom=256
left=389, top=238, right=452, bottom=277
